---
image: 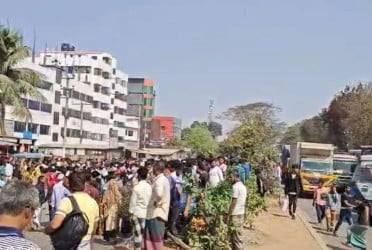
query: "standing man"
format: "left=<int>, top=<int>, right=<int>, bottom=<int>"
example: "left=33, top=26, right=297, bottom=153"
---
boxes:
left=227, top=170, right=247, bottom=250
left=129, top=167, right=152, bottom=250
left=169, top=163, right=184, bottom=235
left=144, top=161, right=170, bottom=250
left=284, top=165, right=301, bottom=219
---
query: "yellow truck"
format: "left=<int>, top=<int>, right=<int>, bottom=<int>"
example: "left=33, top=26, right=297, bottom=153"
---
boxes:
left=290, top=142, right=336, bottom=193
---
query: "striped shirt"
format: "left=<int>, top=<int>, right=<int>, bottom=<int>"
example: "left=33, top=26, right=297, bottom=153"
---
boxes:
left=0, top=227, right=41, bottom=250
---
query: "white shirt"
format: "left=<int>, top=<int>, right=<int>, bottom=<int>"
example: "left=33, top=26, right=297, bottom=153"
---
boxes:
left=232, top=181, right=247, bottom=216
left=146, top=173, right=171, bottom=221
left=209, top=166, right=224, bottom=187
left=129, top=180, right=152, bottom=219
left=4, top=163, right=13, bottom=177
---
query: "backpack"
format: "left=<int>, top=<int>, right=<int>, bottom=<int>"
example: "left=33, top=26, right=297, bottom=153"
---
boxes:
left=50, top=196, right=89, bottom=250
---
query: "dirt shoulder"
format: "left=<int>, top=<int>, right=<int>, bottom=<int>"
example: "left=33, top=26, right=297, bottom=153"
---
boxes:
left=244, top=198, right=321, bottom=250
left=115, top=198, right=322, bottom=250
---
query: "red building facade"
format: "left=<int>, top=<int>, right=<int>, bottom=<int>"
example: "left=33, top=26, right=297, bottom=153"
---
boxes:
left=151, top=116, right=180, bottom=143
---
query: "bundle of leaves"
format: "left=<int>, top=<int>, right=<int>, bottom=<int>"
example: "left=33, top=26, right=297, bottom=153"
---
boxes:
left=245, top=174, right=267, bottom=227
left=187, top=180, right=233, bottom=249
left=182, top=170, right=267, bottom=249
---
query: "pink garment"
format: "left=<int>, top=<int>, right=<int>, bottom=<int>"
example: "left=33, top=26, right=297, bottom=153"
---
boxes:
left=315, top=187, right=327, bottom=206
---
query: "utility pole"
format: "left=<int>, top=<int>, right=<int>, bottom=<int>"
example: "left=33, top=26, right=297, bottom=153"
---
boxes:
left=61, top=55, right=74, bottom=158
left=208, top=99, right=214, bottom=124
left=62, top=75, right=71, bottom=158
left=138, top=104, right=143, bottom=149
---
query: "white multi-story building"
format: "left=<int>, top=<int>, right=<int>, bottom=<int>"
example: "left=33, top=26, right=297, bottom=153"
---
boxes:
left=3, top=45, right=140, bottom=159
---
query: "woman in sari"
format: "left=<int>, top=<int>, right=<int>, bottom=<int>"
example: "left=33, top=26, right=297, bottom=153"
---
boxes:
left=101, top=179, right=122, bottom=243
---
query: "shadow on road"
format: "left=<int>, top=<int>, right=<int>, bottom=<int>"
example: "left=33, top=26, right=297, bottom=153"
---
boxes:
left=316, top=230, right=333, bottom=236
left=308, top=221, right=319, bottom=225
left=271, top=213, right=289, bottom=218
left=326, top=244, right=349, bottom=250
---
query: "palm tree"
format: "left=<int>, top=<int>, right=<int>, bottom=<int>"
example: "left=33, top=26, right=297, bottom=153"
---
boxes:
left=0, top=26, right=45, bottom=135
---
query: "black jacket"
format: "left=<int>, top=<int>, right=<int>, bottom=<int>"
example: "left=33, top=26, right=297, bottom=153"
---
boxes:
left=284, top=173, right=302, bottom=195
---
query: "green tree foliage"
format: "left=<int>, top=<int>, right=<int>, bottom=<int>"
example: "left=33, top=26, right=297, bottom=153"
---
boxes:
left=190, top=120, right=223, bottom=138
left=281, top=115, right=330, bottom=145
left=300, top=115, right=330, bottom=143
left=219, top=102, right=282, bottom=165
left=0, top=27, right=45, bottom=134
left=220, top=102, right=285, bottom=145
left=282, top=83, right=372, bottom=150
left=183, top=125, right=218, bottom=155
left=280, top=123, right=302, bottom=145
left=322, top=83, right=372, bottom=149
left=181, top=127, right=191, bottom=140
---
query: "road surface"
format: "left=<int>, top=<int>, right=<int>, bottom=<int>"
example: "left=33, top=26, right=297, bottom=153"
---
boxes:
left=298, top=197, right=357, bottom=250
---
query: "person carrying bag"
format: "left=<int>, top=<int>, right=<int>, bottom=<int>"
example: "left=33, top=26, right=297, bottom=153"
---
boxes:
left=50, top=196, right=89, bottom=250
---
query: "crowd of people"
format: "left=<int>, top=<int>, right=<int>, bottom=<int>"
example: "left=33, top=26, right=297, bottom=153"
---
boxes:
left=0, top=156, right=253, bottom=250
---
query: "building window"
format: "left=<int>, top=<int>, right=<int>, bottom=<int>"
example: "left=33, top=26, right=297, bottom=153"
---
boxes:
left=53, top=112, right=59, bottom=125
left=101, top=103, right=110, bottom=111
left=111, top=98, right=114, bottom=105
left=83, top=112, right=92, bottom=121
left=14, top=121, right=26, bottom=132
left=93, top=101, right=100, bottom=109
left=93, top=84, right=100, bottom=93
left=40, top=125, right=50, bottom=135
left=56, top=69, right=62, bottom=84
left=110, top=113, right=113, bottom=119
left=28, top=100, right=40, bottom=110
left=41, top=103, right=52, bottom=113
left=93, top=68, right=101, bottom=76
left=28, top=123, right=38, bottom=134
left=91, top=56, right=97, bottom=60
left=52, top=132, right=58, bottom=142
left=55, top=91, right=61, bottom=104
left=101, top=87, right=110, bottom=95
left=37, top=81, right=53, bottom=91
left=112, top=83, right=115, bottom=90
left=72, top=90, right=80, bottom=99
left=87, top=95, right=93, bottom=103
left=128, top=130, right=134, bottom=137
left=112, top=68, right=116, bottom=75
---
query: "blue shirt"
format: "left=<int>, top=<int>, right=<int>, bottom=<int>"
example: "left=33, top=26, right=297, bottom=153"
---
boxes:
left=170, top=173, right=183, bottom=208
left=51, top=181, right=70, bottom=209
left=0, top=226, right=40, bottom=249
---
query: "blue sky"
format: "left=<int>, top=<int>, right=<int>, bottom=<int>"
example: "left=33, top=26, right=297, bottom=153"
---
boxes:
left=2, top=0, right=372, bottom=130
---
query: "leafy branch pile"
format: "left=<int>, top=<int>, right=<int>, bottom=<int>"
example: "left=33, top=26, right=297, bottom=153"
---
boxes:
left=183, top=173, right=266, bottom=250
